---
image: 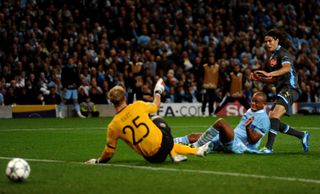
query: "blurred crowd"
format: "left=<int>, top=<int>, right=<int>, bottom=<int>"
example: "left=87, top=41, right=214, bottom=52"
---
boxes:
left=0, top=0, right=319, bottom=108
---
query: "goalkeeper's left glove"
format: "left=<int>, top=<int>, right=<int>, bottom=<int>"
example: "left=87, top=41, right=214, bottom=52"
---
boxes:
left=154, top=78, right=165, bottom=96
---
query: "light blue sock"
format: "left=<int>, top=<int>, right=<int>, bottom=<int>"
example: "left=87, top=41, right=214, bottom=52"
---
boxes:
left=174, top=135, right=190, bottom=145
left=193, top=127, right=219, bottom=147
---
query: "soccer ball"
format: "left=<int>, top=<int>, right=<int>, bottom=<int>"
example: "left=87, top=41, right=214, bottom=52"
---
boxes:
left=5, top=158, right=31, bottom=182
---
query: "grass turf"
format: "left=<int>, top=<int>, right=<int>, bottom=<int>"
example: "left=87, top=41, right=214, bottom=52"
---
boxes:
left=0, top=116, right=319, bottom=194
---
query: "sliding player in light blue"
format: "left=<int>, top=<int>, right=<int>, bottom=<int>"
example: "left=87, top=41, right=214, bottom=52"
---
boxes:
left=175, top=92, right=270, bottom=154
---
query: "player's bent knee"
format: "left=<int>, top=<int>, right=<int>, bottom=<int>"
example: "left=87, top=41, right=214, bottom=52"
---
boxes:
left=213, top=118, right=225, bottom=128
left=188, top=133, right=202, bottom=143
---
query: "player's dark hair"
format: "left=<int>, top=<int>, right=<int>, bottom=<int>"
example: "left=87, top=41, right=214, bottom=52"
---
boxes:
left=265, top=29, right=292, bottom=50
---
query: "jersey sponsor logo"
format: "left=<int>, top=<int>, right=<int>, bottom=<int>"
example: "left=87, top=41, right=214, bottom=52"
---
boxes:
left=270, top=58, right=277, bottom=67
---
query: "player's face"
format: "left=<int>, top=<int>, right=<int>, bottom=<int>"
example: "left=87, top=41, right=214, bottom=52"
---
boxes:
left=264, top=36, right=279, bottom=52
left=250, top=94, right=265, bottom=112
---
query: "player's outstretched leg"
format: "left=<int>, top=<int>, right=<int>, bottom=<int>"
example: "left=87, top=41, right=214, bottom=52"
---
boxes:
left=301, top=131, right=310, bottom=152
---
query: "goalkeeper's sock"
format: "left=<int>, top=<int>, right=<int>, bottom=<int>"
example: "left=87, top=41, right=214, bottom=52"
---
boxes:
left=173, top=135, right=190, bottom=145
left=192, top=127, right=218, bottom=147
left=171, top=143, right=197, bottom=155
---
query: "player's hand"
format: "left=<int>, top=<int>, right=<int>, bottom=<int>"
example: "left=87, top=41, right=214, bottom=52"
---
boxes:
left=255, top=70, right=269, bottom=77
left=250, top=72, right=260, bottom=81
left=251, top=71, right=273, bottom=81
left=154, top=78, right=165, bottom=96
left=85, top=158, right=98, bottom=164
left=245, top=117, right=254, bottom=129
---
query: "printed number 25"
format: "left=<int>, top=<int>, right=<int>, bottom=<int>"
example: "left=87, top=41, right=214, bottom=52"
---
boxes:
left=122, top=116, right=150, bottom=145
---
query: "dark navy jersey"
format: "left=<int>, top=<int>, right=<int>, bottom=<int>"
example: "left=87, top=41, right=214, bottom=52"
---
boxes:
left=61, top=64, right=80, bottom=89
left=266, top=45, right=299, bottom=92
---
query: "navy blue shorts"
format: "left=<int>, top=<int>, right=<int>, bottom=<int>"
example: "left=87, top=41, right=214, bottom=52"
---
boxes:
left=273, top=88, right=299, bottom=115
left=143, top=117, right=174, bottom=163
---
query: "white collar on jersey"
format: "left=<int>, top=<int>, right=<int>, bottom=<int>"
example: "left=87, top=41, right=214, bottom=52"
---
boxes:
left=247, top=108, right=266, bottom=114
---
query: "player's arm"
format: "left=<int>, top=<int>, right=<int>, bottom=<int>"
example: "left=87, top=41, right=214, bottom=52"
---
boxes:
left=86, top=148, right=113, bottom=164
left=255, top=61, right=291, bottom=78
left=97, top=148, right=114, bottom=163
left=153, top=78, right=165, bottom=109
left=250, top=71, right=277, bottom=83
left=258, top=63, right=290, bottom=77
left=98, top=129, right=118, bottom=163
left=153, top=93, right=161, bottom=109
left=86, top=128, right=117, bottom=164
left=245, top=117, right=263, bottom=144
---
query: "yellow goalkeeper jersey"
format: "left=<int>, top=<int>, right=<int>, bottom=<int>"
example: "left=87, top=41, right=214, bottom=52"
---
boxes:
left=104, top=101, right=163, bottom=157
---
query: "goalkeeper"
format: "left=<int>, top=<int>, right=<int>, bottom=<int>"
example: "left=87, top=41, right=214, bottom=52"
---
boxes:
left=86, top=78, right=210, bottom=164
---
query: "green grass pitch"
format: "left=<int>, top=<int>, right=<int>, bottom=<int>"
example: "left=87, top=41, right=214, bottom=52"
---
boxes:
left=0, top=116, right=320, bottom=194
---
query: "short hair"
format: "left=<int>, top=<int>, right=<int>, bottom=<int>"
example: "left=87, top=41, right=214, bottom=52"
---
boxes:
left=108, top=85, right=126, bottom=106
left=254, top=91, right=267, bottom=103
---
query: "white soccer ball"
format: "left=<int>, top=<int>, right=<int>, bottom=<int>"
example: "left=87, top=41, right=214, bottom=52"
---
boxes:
left=5, top=158, right=31, bottom=182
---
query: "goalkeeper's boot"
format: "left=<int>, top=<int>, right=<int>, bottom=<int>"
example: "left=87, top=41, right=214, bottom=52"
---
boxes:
left=171, top=154, right=188, bottom=162
left=195, top=141, right=211, bottom=157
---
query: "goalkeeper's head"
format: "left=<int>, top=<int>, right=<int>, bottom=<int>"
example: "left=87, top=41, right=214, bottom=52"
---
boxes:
left=108, top=85, right=126, bottom=107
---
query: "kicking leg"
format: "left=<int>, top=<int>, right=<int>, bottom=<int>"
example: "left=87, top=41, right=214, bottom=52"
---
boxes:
left=265, top=118, right=280, bottom=150
left=264, top=104, right=286, bottom=151
left=279, top=122, right=309, bottom=152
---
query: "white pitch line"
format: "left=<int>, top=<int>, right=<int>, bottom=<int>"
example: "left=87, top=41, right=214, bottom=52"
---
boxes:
left=0, top=127, right=104, bottom=132
left=1, top=156, right=320, bottom=185
left=0, top=126, right=319, bottom=132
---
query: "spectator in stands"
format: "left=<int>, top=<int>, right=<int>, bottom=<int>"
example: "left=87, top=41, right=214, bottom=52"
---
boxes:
left=141, top=84, right=153, bottom=102
left=44, top=84, right=62, bottom=105
left=0, top=0, right=318, bottom=118
left=80, top=95, right=99, bottom=118
left=299, top=84, right=316, bottom=102
left=4, top=87, right=18, bottom=105
left=89, top=86, right=105, bottom=104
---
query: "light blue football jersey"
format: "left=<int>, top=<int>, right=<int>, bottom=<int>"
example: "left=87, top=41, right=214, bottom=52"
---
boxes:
left=234, top=108, right=270, bottom=151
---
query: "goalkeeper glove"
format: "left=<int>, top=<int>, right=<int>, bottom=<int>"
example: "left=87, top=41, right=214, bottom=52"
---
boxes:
left=154, top=78, right=165, bottom=96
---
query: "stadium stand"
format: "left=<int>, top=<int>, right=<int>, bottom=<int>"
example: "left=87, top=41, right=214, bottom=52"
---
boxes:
left=0, top=0, right=319, bottom=115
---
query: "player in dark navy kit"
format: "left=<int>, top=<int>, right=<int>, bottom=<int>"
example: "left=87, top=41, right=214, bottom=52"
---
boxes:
left=252, top=29, right=309, bottom=153
left=60, top=57, right=85, bottom=118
